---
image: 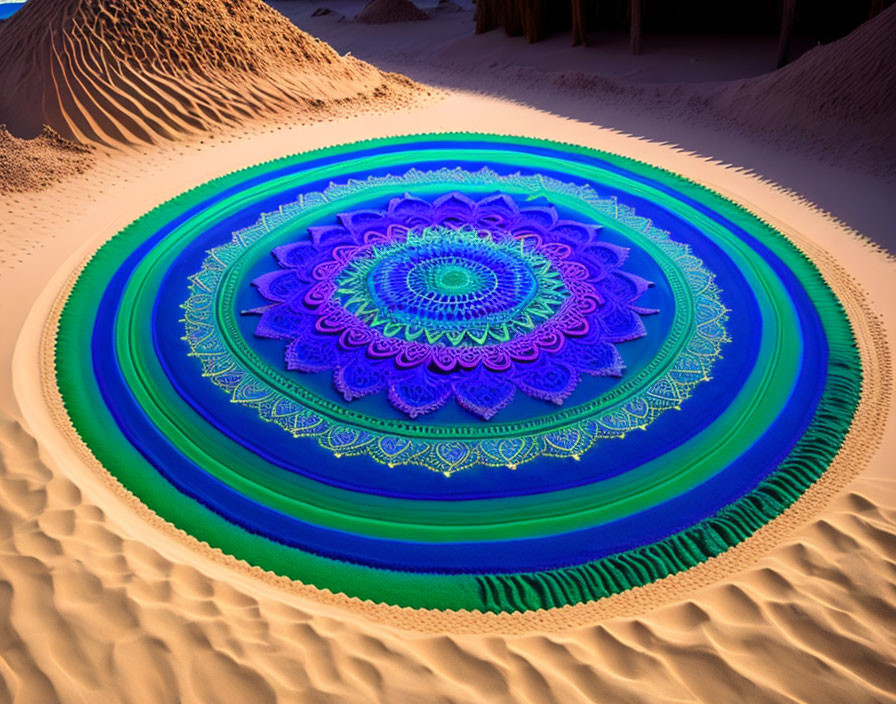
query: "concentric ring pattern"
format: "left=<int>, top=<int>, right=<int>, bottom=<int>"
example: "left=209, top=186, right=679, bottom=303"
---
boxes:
left=55, top=134, right=861, bottom=612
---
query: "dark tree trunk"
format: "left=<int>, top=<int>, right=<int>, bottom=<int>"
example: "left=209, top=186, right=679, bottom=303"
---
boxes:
left=520, top=0, right=548, bottom=43
left=571, top=0, right=589, bottom=46
left=475, top=0, right=501, bottom=34
left=630, top=0, right=642, bottom=54
left=502, top=0, right=523, bottom=37
left=777, top=0, right=797, bottom=68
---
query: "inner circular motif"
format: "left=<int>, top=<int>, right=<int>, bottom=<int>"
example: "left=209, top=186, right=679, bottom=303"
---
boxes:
left=252, top=194, right=659, bottom=421
left=359, top=227, right=548, bottom=337
left=433, top=266, right=474, bottom=292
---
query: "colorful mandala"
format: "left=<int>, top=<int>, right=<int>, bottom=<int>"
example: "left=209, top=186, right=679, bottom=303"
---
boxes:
left=250, top=192, right=658, bottom=420
left=55, top=134, right=861, bottom=613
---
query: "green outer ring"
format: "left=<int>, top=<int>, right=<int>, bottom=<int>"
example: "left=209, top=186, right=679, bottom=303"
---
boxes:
left=129, top=168, right=795, bottom=540
left=148, top=163, right=793, bottom=537
left=55, top=134, right=861, bottom=612
left=120, top=169, right=739, bottom=539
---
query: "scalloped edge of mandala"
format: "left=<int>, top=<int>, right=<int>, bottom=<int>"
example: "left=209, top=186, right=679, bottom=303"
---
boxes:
left=42, top=132, right=893, bottom=631
left=182, top=166, right=729, bottom=474
left=42, top=209, right=890, bottom=631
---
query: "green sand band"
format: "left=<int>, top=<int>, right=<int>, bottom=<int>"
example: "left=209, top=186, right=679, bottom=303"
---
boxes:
left=133, top=164, right=792, bottom=539
left=124, top=172, right=725, bottom=536
left=55, top=134, right=861, bottom=612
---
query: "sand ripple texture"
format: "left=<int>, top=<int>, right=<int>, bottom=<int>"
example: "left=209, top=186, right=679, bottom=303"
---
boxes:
left=0, top=127, right=93, bottom=195
left=0, top=415, right=894, bottom=703
left=2, top=91, right=896, bottom=701
left=0, top=0, right=423, bottom=146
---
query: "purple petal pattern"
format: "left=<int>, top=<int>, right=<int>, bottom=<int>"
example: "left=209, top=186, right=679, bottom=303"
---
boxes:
left=250, top=192, right=656, bottom=419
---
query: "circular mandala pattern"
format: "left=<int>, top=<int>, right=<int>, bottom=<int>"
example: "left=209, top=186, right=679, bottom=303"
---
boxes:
left=55, top=134, right=861, bottom=613
left=250, top=193, right=658, bottom=420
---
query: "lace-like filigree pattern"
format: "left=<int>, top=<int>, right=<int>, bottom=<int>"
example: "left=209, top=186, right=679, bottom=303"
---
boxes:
left=183, top=167, right=728, bottom=474
left=250, top=193, right=657, bottom=419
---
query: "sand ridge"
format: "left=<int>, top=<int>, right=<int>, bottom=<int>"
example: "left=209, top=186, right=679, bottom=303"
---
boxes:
left=4, top=378, right=895, bottom=701
left=0, top=126, right=94, bottom=194
left=710, top=5, right=896, bottom=176
left=0, top=0, right=426, bottom=146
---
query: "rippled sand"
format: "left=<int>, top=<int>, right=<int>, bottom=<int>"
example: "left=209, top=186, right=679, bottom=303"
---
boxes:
left=0, top=88, right=894, bottom=701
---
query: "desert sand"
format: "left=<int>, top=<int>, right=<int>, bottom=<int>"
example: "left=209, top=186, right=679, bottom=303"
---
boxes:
left=0, top=126, right=92, bottom=193
left=355, top=0, right=429, bottom=24
left=1, top=1, right=895, bottom=702
left=0, top=0, right=423, bottom=144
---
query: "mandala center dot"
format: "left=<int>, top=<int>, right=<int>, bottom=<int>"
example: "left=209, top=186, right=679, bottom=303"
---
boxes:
left=345, top=226, right=563, bottom=341
left=435, top=267, right=471, bottom=292
left=406, top=257, right=496, bottom=305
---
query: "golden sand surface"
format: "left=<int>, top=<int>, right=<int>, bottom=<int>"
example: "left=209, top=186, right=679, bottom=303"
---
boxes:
left=2, top=1, right=896, bottom=699
left=0, top=127, right=93, bottom=194
left=2, top=92, right=895, bottom=702
left=0, top=0, right=425, bottom=145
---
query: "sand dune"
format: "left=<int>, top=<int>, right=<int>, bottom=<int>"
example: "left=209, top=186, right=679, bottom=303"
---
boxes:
left=0, top=126, right=93, bottom=194
left=711, top=4, right=896, bottom=172
left=355, top=0, right=430, bottom=24
left=0, top=0, right=424, bottom=146
left=1, top=2, right=894, bottom=701
left=1, top=417, right=893, bottom=702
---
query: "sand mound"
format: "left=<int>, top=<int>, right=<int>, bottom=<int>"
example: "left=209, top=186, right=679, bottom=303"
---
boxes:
left=0, top=125, right=93, bottom=194
left=356, top=0, right=429, bottom=24
left=0, top=0, right=423, bottom=146
left=712, top=5, right=896, bottom=167
left=431, top=0, right=464, bottom=14
left=311, top=7, right=346, bottom=21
